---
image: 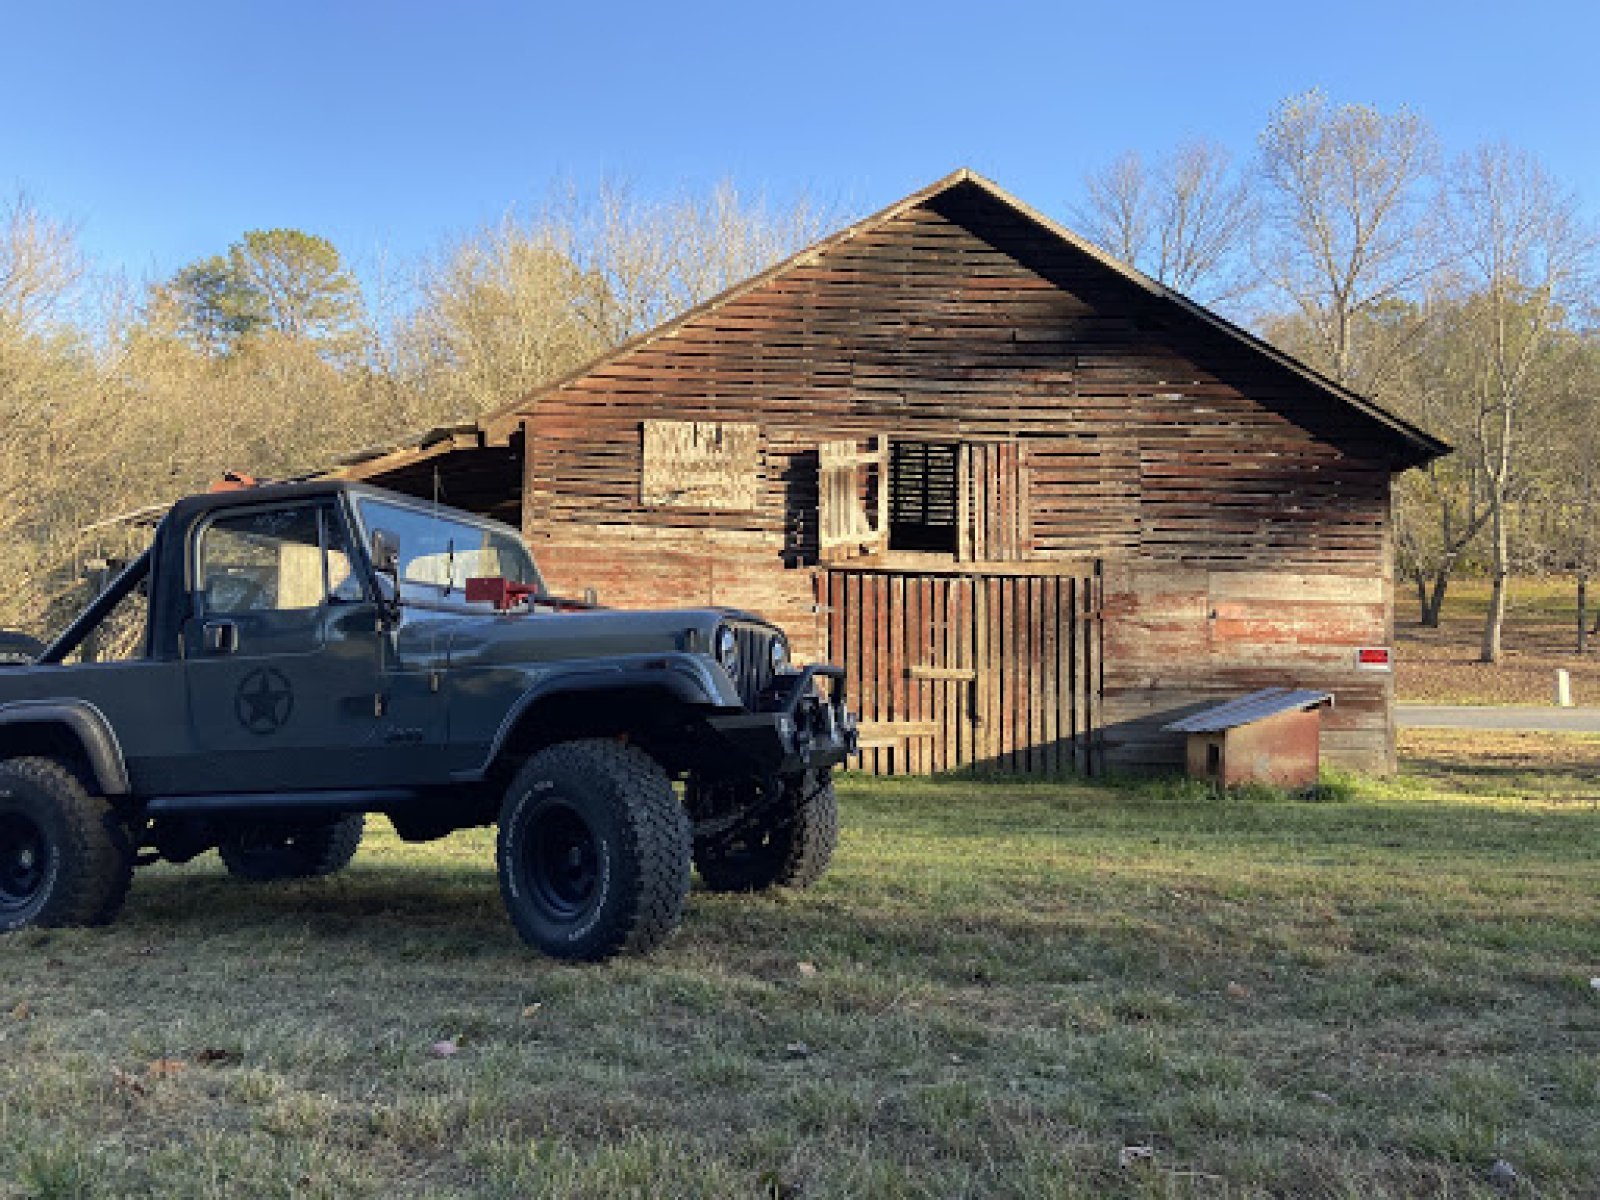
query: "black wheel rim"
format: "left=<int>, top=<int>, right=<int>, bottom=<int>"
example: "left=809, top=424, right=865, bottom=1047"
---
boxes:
left=0, top=812, right=50, bottom=914
left=524, top=801, right=600, bottom=920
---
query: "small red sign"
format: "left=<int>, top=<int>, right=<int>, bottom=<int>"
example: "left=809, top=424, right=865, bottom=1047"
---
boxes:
left=1355, top=646, right=1393, bottom=671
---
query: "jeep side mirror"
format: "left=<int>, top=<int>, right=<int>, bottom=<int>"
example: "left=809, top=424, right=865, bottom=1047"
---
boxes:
left=370, top=529, right=401, bottom=615
left=370, top=528, right=400, bottom=576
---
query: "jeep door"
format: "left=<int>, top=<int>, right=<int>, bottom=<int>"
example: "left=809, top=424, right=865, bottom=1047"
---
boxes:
left=176, top=499, right=441, bottom=793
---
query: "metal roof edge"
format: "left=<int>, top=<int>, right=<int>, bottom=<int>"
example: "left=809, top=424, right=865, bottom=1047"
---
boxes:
left=1161, top=687, right=1335, bottom=734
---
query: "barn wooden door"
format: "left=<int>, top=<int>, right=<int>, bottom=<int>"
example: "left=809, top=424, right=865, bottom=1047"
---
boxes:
left=822, top=569, right=1102, bottom=776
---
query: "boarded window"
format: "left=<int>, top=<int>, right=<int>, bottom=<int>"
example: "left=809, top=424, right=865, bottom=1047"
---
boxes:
left=889, top=441, right=960, bottom=553
left=959, top=441, right=1032, bottom=562
left=641, top=421, right=761, bottom=510
left=818, top=436, right=888, bottom=561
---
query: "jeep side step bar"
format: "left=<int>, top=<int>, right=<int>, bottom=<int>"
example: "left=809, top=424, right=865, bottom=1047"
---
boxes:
left=147, top=788, right=423, bottom=814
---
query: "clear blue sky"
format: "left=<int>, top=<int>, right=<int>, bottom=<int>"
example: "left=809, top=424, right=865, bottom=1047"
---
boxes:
left=3, top=0, right=1595, bottom=290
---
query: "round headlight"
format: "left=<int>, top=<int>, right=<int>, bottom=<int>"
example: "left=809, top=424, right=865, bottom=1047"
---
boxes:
left=714, top=625, right=739, bottom=672
left=770, top=636, right=789, bottom=673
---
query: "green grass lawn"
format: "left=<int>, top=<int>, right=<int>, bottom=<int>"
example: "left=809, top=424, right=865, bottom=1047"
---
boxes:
left=2, top=757, right=1598, bottom=1199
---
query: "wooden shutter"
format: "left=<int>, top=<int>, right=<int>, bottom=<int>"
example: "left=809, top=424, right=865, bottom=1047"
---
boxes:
left=818, top=436, right=889, bottom=561
left=959, top=441, right=1033, bottom=562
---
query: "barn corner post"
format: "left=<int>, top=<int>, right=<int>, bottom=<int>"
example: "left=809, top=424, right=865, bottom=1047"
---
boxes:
left=341, top=170, right=1445, bottom=780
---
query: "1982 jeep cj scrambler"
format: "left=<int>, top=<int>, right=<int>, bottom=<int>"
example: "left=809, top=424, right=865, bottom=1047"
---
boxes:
left=0, top=481, right=856, bottom=960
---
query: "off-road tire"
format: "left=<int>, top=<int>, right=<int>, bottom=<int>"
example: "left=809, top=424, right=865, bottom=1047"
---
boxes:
left=693, top=770, right=838, bottom=893
left=218, top=814, right=365, bottom=882
left=0, top=632, right=44, bottom=666
left=0, top=756, right=134, bottom=931
left=497, top=739, right=690, bottom=962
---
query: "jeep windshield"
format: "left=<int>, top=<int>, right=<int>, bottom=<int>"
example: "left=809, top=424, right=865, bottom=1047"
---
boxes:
left=354, top=496, right=543, bottom=606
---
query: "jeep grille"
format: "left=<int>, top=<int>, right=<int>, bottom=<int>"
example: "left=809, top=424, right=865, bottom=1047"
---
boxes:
left=731, top=624, right=777, bottom=708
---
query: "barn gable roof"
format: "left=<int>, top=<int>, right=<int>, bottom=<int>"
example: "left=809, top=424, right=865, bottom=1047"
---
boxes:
left=477, top=167, right=1446, bottom=467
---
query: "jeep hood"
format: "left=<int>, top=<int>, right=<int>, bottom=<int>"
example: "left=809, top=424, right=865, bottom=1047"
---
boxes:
left=423, top=606, right=776, bottom=669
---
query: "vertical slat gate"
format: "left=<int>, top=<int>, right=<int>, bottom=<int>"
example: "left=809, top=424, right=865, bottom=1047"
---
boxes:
left=826, top=567, right=1101, bottom=775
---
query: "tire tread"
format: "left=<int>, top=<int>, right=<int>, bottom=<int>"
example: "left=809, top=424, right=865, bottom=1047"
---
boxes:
left=499, top=739, right=689, bottom=961
left=0, top=756, right=133, bottom=928
left=695, top=771, right=838, bottom=893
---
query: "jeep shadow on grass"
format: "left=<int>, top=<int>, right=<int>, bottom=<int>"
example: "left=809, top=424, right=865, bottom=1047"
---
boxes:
left=0, top=481, right=855, bottom=961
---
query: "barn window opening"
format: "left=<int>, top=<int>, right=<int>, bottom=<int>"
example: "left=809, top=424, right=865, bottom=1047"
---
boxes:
left=888, top=441, right=960, bottom=553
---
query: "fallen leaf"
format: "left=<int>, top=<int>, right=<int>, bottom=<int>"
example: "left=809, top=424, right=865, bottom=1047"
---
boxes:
left=111, top=1067, right=147, bottom=1097
left=796, top=961, right=818, bottom=978
left=1225, top=982, right=1251, bottom=1000
left=521, top=1004, right=543, bottom=1019
left=10, top=1002, right=32, bottom=1021
left=430, top=1039, right=460, bottom=1059
left=147, top=1057, right=186, bottom=1079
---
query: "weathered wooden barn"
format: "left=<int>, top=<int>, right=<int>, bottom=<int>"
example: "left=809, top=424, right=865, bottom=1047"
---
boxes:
left=338, top=170, right=1446, bottom=775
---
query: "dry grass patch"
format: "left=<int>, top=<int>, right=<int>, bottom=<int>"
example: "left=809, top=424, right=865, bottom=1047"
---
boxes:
left=0, top=762, right=1596, bottom=1198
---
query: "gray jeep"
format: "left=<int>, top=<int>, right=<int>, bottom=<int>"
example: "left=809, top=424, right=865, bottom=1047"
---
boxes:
left=0, top=481, right=856, bottom=960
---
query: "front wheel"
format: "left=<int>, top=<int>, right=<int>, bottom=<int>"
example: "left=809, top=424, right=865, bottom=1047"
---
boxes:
left=0, top=756, right=133, bottom=931
left=497, top=739, right=690, bottom=962
left=218, top=814, right=365, bottom=882
left=692, top=770, right=838, bottom=893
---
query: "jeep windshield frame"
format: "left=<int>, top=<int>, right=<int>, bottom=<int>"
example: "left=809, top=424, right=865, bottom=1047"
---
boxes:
left=350, top=495, right=544, bottom=610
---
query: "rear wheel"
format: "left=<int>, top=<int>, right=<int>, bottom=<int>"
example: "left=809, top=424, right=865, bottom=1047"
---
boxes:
left=692, top=770, right=838, bottom=893
left=219, top=814, right=364, bottom=882
left=497, top=739, right=690, bottom=962
left=0, top=756, right=133, bottom=931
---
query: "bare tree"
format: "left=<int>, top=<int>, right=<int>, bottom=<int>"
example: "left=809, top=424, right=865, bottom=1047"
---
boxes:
left=1078, top=152, right=1150, bottom=269
left=562, top=178, right=835, bottom=344
left=399, top=179, right=838, bottom=422
left=1389, top=294, right=1493, bottom=624
left=1257, top=90, right=1440, bottom=394
left=1076, top=140, right=1256, bottom=306
left=1445, top=144, right=1598, bottom=662
left=399, top=218, right=607, bottom=421
left=0, top=192, right=85, bottom=338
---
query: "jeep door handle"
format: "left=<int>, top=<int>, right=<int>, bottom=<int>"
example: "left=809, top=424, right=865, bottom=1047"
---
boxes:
left=202, top=620, right=239, bottom=655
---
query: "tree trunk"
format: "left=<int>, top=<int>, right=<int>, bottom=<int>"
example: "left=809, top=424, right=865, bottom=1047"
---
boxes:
left=1479, top=500, right=1509, bottom=663
left=1422, top=571, right=1450, bottom=628
left=1579, top=574, right=1589, bottom=655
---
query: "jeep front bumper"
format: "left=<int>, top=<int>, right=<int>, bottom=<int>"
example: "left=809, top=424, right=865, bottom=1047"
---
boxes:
left=705, top=664, right=859, bottom=774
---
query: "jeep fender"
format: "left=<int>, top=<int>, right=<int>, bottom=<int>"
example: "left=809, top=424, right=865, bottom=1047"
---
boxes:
left=469, top=657, right=736, bottom=779
left=0, top=700, right=131, bottom=796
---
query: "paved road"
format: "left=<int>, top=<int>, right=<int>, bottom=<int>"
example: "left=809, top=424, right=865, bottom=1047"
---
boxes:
left=1397, top=704, right=1600, bottom=733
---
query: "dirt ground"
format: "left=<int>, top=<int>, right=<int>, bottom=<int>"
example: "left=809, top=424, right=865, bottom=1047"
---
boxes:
left=1395, top=577, right=1600, bottom=705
